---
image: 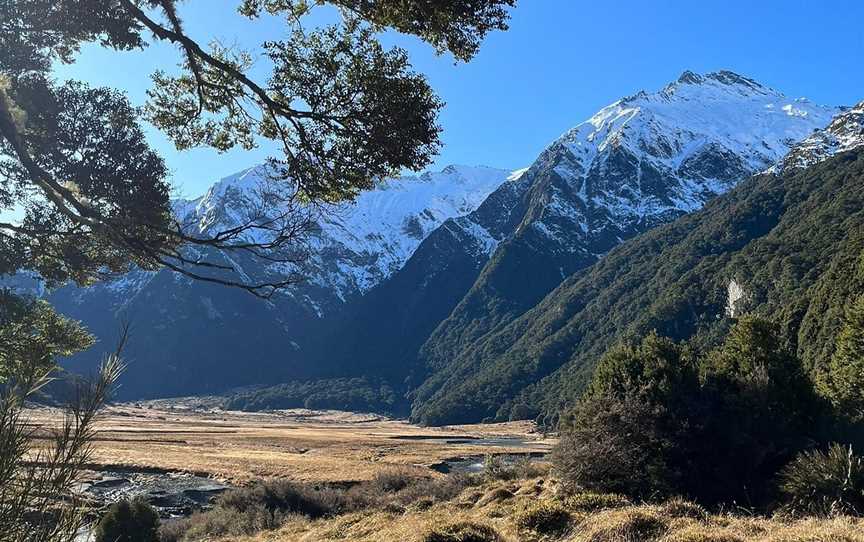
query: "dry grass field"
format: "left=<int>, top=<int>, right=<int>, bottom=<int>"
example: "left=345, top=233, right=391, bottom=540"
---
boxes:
left=194, top=477, right=864, bottom=542
left=222, top=476, right=864, bottom=542
left=26, top=400, right=553, bottom=483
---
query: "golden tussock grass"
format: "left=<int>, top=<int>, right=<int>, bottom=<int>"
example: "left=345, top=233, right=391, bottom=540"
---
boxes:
left=205, top=478, right=864, bottom=542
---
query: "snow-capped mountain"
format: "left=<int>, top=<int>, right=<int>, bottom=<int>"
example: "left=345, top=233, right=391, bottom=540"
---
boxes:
left=69, top=164, right=516, bottom=314
left=310, top=71, right=843, bottom=414
left=47, top=164, right=515, bottom=398
left=411, top=71, right=840, bottom=378
left=47, top=70, right=843, bottom=404
left=523, top=70, right=838, bottom=250
left=779, top=100, right=864, bottom=171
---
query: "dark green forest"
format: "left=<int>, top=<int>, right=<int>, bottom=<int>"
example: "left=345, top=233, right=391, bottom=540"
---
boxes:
left=411, top=150, right=864, bottom=426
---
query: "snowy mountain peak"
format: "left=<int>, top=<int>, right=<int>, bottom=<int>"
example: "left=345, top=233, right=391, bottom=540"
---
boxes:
left=779, top=100, right=864, bottom=171
left=168, top=164, right=518, bottom=308
left=555, top=71, right=838, bottom=175
left=519, top=72, right=839, bottom=253
left=667, top=70, right=770, bottom=96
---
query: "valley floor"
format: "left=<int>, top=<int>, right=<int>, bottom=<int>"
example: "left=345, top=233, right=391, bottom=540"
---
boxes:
left=27, top=400, right=553, bottom=483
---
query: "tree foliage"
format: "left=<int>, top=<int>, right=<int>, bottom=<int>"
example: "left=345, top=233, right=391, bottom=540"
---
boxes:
left=821, top=295, right=864, bottom=421
left=553, top=317, right=826, bottom=507
left=0, top=0, right=514, bottom=537
left=1, top=0, right=514, bottom=296
left=94, top=500, right=160, bottom=542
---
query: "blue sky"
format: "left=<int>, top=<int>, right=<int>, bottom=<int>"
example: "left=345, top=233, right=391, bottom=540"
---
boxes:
left=56, top=0, right=864, bottom=198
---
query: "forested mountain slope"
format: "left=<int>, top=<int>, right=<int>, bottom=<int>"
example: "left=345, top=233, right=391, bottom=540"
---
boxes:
left=410, top=145, right=864, bottom=426
left=317, top=71, right=837, bottom=394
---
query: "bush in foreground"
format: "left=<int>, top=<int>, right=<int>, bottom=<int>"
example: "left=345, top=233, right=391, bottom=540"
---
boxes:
left=94, top=500, right=159, bottom=542
left=554, top=319, right=823, bottom=507
left=779, top=443, right=864, bottom=517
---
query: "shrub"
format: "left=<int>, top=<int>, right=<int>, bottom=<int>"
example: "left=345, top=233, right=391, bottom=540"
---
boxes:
left=820, top=295, right=864, bottom=421
left=555, top=319, right=824, bottom=508
left=514, top=500, right=571, bottom=534
left=162, top=480, right=347, bottom=541
left=161, top=472, right=476, bottom=541
left=423, top=521, right=502, bottom=542
left=553, top=390, right=684, bottom=500
left=554, top=334, right=701, bottom=500
left=564, top=492, right=631, bottom=512
left=94, top=500, right=159, bottom=542
left=372, top=466, right=421, bottom=493
left=216, top=479, right=343, bottom=518
left=778, top=443, right=864, bottom=517
left=482, top=454, right=512, bottom=480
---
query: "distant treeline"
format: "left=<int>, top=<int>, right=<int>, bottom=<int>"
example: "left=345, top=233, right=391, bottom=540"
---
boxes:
left=223, top=377, right=401, bottom=415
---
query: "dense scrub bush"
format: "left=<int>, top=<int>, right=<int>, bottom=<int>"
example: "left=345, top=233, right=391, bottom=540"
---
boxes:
left=372, top=466, right=419, bottom=493
left=423, top=521, right=502, bottom=542
left=553, top=333, right=700, bottom=500
left=554, top=318, right=825, bottom=507
left=779, top=443, right=864, bottom=517
left=94, top=500, right=159, bottom=542
left=395, top=472, right=476, bottom=506
left=514, top=500, right=571, bottom=533
left=216, top=479, right=345, bottom=518
left=159, top=507, right=291, bottom=541
left=160, top=480, right=345, bottom=541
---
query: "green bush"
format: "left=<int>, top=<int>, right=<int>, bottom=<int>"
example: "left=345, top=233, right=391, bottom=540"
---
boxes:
left=554, top=318, right=824, bottom=507
left=394, top=472, right=476, bottom=506
left=779, top=443, right=864, bottom=517
left=820, top=295, right=864, bottom=421
left=216, top=479, right=344, bottom=518
left=514, top=500, right=571, bottom=533
left=423, top=521, right=502, bottom=542
left=554, top=390, right=683, bottom=500
left=482, top=454, right=545, bottom=481
left=94, top=500, right=159, bottom=542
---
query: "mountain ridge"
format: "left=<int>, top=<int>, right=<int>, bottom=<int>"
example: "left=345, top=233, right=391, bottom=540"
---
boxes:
left=408, top=71, right=840, bottom=416
left=409, top=100, right=864, bottom=425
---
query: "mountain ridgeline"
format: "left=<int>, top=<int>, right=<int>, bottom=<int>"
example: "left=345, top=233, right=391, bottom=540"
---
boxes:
left=42, top=73, right=864, bottom=426
left=49, top=165, right=517, bottom=399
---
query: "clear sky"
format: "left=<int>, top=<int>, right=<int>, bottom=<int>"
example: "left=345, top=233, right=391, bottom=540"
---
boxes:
left=55, top=0, right=864, bottom=198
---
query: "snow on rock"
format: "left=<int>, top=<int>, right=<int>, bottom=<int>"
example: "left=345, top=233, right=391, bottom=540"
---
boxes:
left=778, top=100, right=864, bottom=171
left=308, top=165, right=516, bottom=294
left=103, top=164, right=517, bottom=310
left=529, top=70, right=839, bottom=246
